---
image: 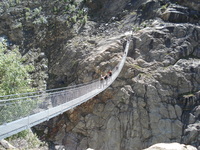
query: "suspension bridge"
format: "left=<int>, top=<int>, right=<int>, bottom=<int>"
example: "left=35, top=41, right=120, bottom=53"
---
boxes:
left=0, top=40, right=130, bottom=140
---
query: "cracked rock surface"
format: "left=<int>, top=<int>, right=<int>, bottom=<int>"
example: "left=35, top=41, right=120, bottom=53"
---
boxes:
left=36, top=22, right=200, bottom=150
left=0, top=0, right=200, bottom=149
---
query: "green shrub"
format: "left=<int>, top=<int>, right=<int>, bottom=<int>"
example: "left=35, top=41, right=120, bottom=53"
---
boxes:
left=7, top=129, right=47, bottom=148
left=71, top=15, right=77, bottom=23
left=0, top=40, right=35, bottom=125
left=132, top=26, right=141, bottom=32
left=0, top=41, right=34, bottom=96
left=15, top=0, right=20, bottom=4
left=160, top=3, right=169, bottom=12
left=82, top=15, right=87, bottom=24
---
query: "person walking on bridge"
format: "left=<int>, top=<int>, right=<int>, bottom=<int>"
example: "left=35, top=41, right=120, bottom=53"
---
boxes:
left=108, top=70, right=112, bottom=82
left=108, top=70, right=112, bottom=77
left=100, top=74, right=104, bottom=88
left=104, top=74, right=108, bottom=85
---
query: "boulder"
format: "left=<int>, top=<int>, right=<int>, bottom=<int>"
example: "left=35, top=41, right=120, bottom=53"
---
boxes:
left=144, top=143, right=197, bottom=150
left=160, top=4, right=199, bottom=23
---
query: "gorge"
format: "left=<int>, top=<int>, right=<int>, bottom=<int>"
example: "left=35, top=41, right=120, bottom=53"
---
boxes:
left=0, top=0, right=200, bottom=149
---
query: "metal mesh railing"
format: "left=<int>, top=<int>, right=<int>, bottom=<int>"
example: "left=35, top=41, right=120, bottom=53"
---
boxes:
left=0, top=80, right=101, bottom=125
left=0, top=40, right=130, bottom=139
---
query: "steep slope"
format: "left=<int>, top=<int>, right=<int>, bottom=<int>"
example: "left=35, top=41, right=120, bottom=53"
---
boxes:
left=37, top=1, right=200, bottom=149
left=0, top=0, right=200, bottom=150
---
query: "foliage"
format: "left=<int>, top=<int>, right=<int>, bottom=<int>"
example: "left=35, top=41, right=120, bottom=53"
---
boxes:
left=1, top=0, right=88, bottom=27
left=71, top=15, right=77, bottom=23
left=0, top=41, right=34, bottom=96
left=132, top=21, right=149, bottom=32
left=160, top=3, right=169, bottom=13
left=7, top=129, right=47, bottom=148
left=82, top=15, right=88, bottom=24
left=131, top=64, right=142, bottom=70
left=0, top=40, right=36, bottom=125
left=8, top=129, right=30, bottom=139
left=132, top=26, right=141, bottom=32
left=51, top=0, right=88, bottom=25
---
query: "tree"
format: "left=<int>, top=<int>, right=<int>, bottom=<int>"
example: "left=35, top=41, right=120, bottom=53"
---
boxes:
left=0, top=40, right=35, bottom=125
left=0, top=40, right=34, bottom=96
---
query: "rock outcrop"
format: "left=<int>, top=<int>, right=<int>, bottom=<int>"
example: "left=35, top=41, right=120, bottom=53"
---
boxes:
left=0, top=140, right=16, bottom=150
left=144, top=143, right=197, bottom=150
left=0, top=0, right=200, bottom=150
left=176, top=0, right=200, bottom=12
left=160, top=4, right=200, bottom=23
left=35, top=21, right=200, bottom=149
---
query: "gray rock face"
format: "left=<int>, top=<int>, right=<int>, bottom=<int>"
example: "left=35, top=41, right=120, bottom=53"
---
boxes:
left=0, top=0, right=200, bottom=150
left=39, top=22, right=200, bottom=150
left=144, top=143, right=197, bottom=150
left=176, top=0, right=200, bottom=12
left=86, top=0, right=131, bottom=21
left=0, top=140, right=16, bottom=149
left=160, top=4, right=200, bottom=23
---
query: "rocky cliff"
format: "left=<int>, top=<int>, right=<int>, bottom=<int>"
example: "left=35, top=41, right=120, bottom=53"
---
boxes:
left=0, top=0, right=200, bottom=150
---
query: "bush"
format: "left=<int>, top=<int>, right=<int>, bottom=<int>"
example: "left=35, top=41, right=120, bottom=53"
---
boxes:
left=0, top=40, right=36, bottom=125
left=0, top=41, right=34, bottom=96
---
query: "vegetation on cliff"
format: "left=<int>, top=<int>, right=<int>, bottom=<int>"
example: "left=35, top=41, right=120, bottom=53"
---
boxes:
left=0, top=0, right=200, bottom=149
left=0, top=40, right=34, bottom=96
left=0, top=40, right=39, bottom=148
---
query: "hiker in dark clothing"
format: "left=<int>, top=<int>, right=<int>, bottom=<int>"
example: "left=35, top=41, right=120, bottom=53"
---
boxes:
left=100, top=74, right=104, bottom=88
left=108, top=70, right=112, bottom=77
left=108, top=70, right=112, bottom=81
left=104, top=74, right=108, bottom=80
left=104, top=74, right=108, bottom=85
